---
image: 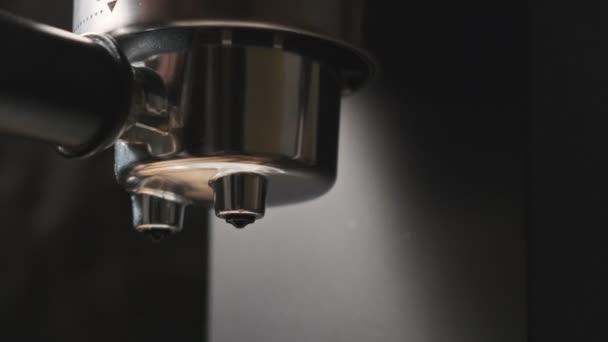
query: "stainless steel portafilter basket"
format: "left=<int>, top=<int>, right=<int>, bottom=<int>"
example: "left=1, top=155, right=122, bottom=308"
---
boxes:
left=0, top=1, right=374, bottom=237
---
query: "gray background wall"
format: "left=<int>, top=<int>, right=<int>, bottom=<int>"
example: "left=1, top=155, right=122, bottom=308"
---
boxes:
left=0, top=1, right=526, bottom=341
left=216, top=1, right=527, bottom=340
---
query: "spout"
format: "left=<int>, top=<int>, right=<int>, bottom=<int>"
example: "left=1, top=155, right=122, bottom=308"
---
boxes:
left=211, top=173, right=268, bottom=229
left=131, top=193, right=187, bottom=240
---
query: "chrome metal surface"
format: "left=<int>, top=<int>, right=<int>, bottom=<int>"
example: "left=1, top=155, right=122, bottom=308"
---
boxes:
left=73, top=0, right=365, bottom=48
left=120, top=66, right=178, bottom=157
left=116, top=45, right=342, bottom=210
left=131, top=193, right=187, bottom=240
left=73, top=0, right=373, bottom=92
left=72, top=0, right=371, bottom=229
left=211, top=173, right=268, bottom=228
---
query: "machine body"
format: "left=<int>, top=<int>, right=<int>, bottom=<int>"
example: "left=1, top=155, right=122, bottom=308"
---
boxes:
left=0, top=0, right=374, bottom=235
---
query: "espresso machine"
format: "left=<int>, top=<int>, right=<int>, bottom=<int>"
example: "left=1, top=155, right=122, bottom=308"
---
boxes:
left=0, top=1, right=532, bottom=341
left=0, top=0, right=374, bottom=239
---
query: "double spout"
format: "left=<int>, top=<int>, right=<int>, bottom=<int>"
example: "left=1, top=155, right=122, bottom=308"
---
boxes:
left=0, top=0, right=374, bottom=237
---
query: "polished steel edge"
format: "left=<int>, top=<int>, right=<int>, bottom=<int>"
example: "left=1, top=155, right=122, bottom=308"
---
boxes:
left=113, top=26, right=374, bottom=93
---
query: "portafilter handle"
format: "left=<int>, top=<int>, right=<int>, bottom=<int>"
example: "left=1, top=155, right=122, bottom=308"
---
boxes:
left=0, top=10, right=132, bottom=157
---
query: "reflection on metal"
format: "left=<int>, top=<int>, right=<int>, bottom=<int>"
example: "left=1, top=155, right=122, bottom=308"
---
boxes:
left=73, top=0, right=368, bottom=56
left=71, top=0, right=374, bottom=231
left=115, top=45, right=342, bottom=229
left=119, top=66, right=178, bottom=157
left=131, top=193, right=187, bottom=241
left=211, top=173, right=268, bottom=229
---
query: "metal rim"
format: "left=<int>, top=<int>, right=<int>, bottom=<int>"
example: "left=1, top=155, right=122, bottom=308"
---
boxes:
left=111, top=23, right=376, bottom=92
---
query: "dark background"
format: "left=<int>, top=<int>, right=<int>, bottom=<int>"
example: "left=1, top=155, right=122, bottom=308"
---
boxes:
left=4, top=0, right=599, bottom=341
left=0, top=3, right=209, bottom=341
left=529, top=2, right=608, bottom=341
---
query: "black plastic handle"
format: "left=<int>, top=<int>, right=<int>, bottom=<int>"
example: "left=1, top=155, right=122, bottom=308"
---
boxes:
left=0, top=10, right=132, bottom=157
